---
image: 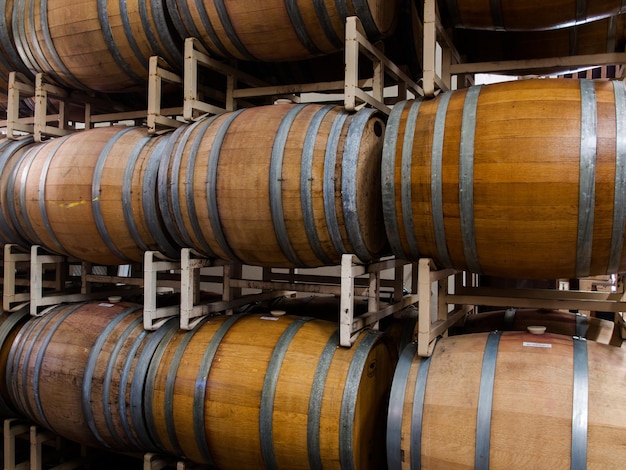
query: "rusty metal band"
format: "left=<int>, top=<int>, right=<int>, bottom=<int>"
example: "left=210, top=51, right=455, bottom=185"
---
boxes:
left=460, top=85, right=482, bottom=274
left=576, top=79, right=597, bottom=278
left=301, top=105, right=336, bottom=265
left=609, top=81, right=626, bottom=273
left=261, top=317, right=313, bottom=469
left=475, top=330, right=502, bottom=468
left=270, top=104, right=308, bottom=266
left=432, top=92, right=453, bottom=268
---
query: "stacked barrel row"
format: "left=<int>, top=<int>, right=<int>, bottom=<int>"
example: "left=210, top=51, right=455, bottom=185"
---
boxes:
left=3, top=78, right=626, bottom=280
left=0, top=301, right=396, bottom=469
left=0, top=300, right=626, bottom=468
left=0, top=103, right=387, bottom=268
left=0, top=0, right=402, bottom=96
left=2, top=1, right=626, bottom=96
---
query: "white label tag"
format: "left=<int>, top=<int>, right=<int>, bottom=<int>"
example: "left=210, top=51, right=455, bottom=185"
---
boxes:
left=260, top=316, right=280, bottom=321
left=99, top=303, right=114, bottom=307
left=523, top=341, right=552, bottom=349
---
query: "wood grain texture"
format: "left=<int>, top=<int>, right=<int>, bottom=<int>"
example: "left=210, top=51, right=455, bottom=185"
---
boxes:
left=382, top=79, right=626, bottom=279
left=0, top=136, right=36, bottom=246
left=10, top=126, right=172, bottom=265
left=388, top=331, right=626, bottom=469
left=160, top=103, right=387, bottom=267
left=166, top=0, right=399, bottom=61
left=148, top=313, right=396, bottom=469
left=11, top=0, right=181, bottom=92
left=7, top=301, right=151, bottom=450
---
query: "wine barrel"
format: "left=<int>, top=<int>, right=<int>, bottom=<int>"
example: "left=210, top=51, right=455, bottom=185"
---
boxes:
left=8, top=126, right=178, bottom=265
left=165, top=0, right=399, bottom=62
left=382, top=78, right=626, bottom=279
left=459, top=308, right=617, bottom=345
left=454, top=14, right=626, bottom=64
left=0, top=136, right=35, bottom=246
left=159, top=103, right=387, bottom=267
left=387, top=331, right=626, bottom=468
left=0, top=0, right=33, bottom=99
left=6, top=301, right=171, bottom=451
left=0, top=307, right=29, bottom=418
left=12, top=0, right=181, bottom=92
left=146, top=313, right=396, bottom=469
left=440, top=0, right=626, bottom=31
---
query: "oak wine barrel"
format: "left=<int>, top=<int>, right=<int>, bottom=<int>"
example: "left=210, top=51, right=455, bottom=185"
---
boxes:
left=440, top=0, right=626, bottom=31
left=147, top=312, right=396, bottom=469
left=159, top=103, right=387, bottom=267
left=12, top=0, right=181, bottom=92
left=382, top=78, right=626, bottom=279
left=459, top=308, right=617, bottom=345
left=8, top=126, right=178, bottom=265
left=0, top=136, right=35, bottom=246
left=454, top=14, right=626, bottom=64
left=0, top=307, right=29, bottom=418
left=387, top=331, right=626, bottom=468
left=6, top=301, right=171, bottom=451
left=0, top=0, right=32, bottom=100
left=165, top=0, right=399, bottom=62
